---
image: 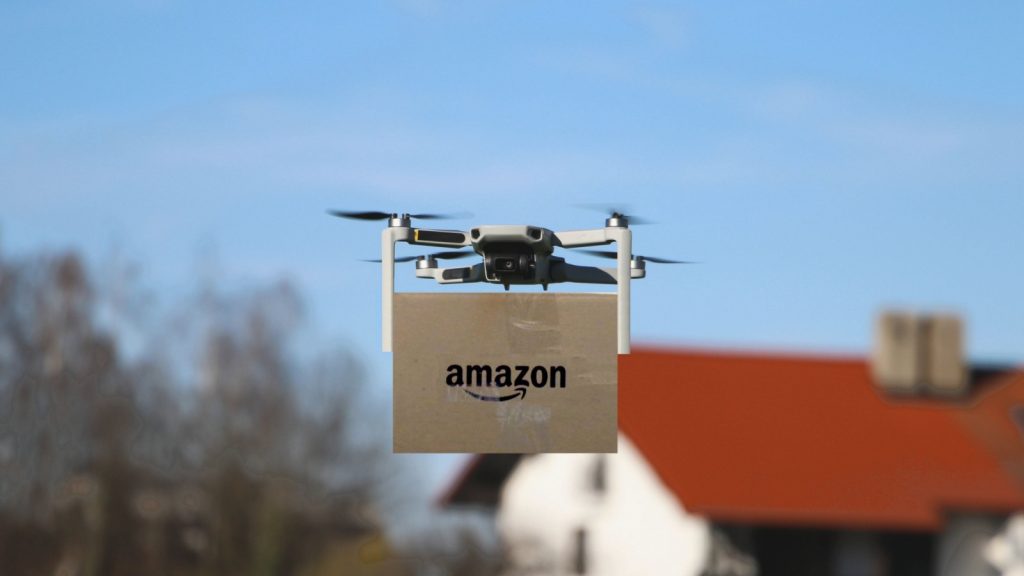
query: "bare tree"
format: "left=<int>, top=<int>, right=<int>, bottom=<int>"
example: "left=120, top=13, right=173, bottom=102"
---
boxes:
left=0, top=248, right=401, bottom=576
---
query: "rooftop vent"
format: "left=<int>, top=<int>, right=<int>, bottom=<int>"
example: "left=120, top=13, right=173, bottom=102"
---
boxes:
left=871, top=311, right=967, bottom=397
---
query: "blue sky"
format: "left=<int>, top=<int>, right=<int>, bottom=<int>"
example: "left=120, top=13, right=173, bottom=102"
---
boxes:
left=3, top=0, right=1024, bottom=509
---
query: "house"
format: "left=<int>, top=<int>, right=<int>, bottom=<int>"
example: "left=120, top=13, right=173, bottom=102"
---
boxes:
left=439, top=345, right=1024, bottom=576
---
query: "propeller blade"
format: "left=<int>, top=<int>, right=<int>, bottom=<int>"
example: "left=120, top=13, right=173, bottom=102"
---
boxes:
left=622, top=215, right=654, bottom=225
left=638, top=256, right=693, bottom=264
left=329, top=210, right=393, bottom=220
left=359, top=249, right=475, bottom=263
left=409, top=212, right=474, bottom=220
left=328, top=209, right=473, bottom=221
left=575, top=203, right=630, bottom=215
left=430, top=250, right=476, bottom=260
left=577, top=249, right=692, bottom=264
left=579, top=249, right=618, bottom=260
left=574, top=203, right=653, bottom=225
left=359, top=256, right=419, bottom=263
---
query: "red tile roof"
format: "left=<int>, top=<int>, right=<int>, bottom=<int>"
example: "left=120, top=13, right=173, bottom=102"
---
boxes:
left=620, top=347, right=1024, bottom=530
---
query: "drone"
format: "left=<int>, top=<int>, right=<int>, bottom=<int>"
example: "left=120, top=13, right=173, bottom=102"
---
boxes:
left=329, top=208, right=688, bottom=353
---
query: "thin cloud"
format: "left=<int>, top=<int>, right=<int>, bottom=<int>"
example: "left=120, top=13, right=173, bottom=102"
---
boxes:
left=742, top=80, right=987, bottom=162
left=632, top=4, right=691, bottom=49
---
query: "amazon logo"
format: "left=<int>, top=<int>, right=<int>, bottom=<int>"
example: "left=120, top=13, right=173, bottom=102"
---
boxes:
left=445, top=364, right=567, bottom=402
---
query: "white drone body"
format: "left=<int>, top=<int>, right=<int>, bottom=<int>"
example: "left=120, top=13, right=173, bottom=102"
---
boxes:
left=376, top=213, right=643, bottom=354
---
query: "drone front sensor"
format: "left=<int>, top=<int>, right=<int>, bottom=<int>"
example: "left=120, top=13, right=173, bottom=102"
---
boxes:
left=413, top=229, right=467, bottom=245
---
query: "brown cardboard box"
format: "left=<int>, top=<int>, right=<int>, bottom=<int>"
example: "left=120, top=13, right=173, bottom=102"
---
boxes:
left=393, top=293, right=617, bottom=453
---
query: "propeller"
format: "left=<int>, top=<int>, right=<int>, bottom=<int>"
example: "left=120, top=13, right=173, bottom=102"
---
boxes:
left=328, top=210, right=471, bottom=221
left=361, top=250, right=476, bottom=263
left=578, top=249, right=692, bottom=264
left=575, top=203, right=654, bottom=225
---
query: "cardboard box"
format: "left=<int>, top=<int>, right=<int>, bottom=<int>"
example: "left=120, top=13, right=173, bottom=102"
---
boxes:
left=393, top=293, right=618, bottom=453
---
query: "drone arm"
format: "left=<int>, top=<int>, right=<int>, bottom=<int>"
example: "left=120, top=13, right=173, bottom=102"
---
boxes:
left=552, top=229, right=614, bottom=248
left=381, top=226, right=413, bottom=352
left=609, top=226, right=632, bottom=354
left=550, top=262, right=645, bottom=284
left=415, top=263, right=484, bottom=284
left=553, top=226, right=632, bottom=353
left=550, top=262, right=616, bottom=284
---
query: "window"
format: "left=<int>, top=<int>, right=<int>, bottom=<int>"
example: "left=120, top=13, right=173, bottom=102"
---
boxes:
left=591, top=455, right=606, bottom=494
left=572, top=527, right=588, bottom=574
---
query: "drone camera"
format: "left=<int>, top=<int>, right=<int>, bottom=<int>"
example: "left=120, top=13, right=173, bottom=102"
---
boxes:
left=494, top=255, right=527, bottom=272
left=484, top=251, right=536, bottom=281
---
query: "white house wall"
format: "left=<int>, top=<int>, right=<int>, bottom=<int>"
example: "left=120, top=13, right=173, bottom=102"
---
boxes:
left=497, top=433, right=710, bottom=575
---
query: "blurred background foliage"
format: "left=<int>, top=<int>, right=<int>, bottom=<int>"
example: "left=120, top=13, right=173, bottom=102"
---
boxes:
left=0, top=246, right=498, bottom=576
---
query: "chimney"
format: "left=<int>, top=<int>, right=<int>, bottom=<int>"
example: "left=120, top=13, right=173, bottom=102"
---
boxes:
left=923, top=314, right=967, bottom=396
left=871, top=311, right=967, bottom=397
left=873, top=312, right=921, bottom=394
